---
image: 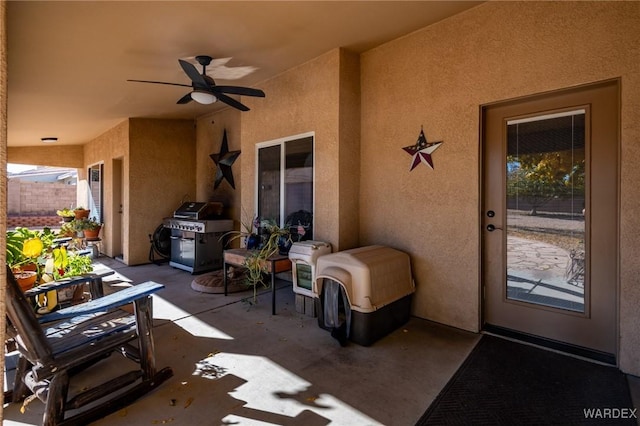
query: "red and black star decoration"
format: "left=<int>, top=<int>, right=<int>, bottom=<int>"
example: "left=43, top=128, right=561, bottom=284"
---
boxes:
left=403, top=127, right=443, bottom=171
left=210, top=129, right=241, bottom=189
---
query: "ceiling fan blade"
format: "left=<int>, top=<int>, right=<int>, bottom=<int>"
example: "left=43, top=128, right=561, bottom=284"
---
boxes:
left=178, top=59, right=208, bottom=89
left=176, top=93, right=193, bottom=104
left=216, top=93, right=250, bottom=111
left=127, top=79, right=191, bottom=88
left=213, top=86, right=265, bottom=97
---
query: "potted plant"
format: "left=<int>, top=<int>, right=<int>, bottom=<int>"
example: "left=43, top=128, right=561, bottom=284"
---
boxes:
left=220, top=214, right=293, bottom=305
left=6, top=227, right=56, bottom=291
left=49, top=245, right=94, bottom=279
left=56, top=208, right=76, bottom=222
left=81, top=217, right=103, bottom=240
left=34, top=245, right=94, bottom=311
left=64, top=217, right=102, bottom=239
left=60, top=220, right=78, bottom=238
left=73, top=206, right=91, bottom=220
left=240, top=219, right=292, bottom=304
left=260, top=219, right=293, bottom=256
left=220, top=210, right=260, bottom=249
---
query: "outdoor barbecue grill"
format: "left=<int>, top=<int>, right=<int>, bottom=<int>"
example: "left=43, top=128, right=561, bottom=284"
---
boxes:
left=164, top=202, right=233, bottom=274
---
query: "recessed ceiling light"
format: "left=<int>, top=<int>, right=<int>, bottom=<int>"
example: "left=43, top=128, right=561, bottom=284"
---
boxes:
left=41, top=137, right=58, bottom=143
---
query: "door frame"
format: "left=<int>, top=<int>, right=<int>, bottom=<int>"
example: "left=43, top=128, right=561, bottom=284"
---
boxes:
left=479, top=79, right=620, bottom=363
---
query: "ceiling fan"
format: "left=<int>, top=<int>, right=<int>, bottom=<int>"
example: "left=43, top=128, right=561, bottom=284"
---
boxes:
left=128, top=55, right=265, bottom=111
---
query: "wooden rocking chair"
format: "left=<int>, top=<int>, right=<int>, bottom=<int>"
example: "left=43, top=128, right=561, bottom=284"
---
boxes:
left=4, top=265, right=173, bottom=425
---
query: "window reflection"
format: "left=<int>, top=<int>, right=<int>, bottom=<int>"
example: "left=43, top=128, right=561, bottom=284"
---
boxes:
left=506, top=110, right=586, bottom=312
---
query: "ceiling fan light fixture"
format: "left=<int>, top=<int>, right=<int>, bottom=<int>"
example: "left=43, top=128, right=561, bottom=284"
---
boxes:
left=191, top=90, right=217, bottom=105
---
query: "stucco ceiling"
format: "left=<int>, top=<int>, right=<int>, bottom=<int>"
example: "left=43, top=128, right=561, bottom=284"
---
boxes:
left=7, top=1, right=481, bottom=147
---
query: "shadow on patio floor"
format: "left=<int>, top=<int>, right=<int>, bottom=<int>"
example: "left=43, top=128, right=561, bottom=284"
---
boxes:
left=4, top=256, right=638, bottom=425
left=3, top=256, right=479, bottom=425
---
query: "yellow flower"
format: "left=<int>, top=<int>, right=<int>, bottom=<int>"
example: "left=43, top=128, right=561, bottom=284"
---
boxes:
left=22, top=238, right=44, bottom=259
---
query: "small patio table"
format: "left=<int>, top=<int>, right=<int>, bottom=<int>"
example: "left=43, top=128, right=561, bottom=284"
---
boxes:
left=222, top=248, right=292, bottom=315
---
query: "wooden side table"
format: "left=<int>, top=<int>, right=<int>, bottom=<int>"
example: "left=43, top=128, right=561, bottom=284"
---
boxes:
left=223, top=248, right=292, bottom=315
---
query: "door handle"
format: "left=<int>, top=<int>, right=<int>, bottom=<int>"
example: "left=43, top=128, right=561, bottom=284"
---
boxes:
left=487, top=224, right=502, bottom=232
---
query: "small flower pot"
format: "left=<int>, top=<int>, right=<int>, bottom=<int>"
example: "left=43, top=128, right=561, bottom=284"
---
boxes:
left=278, top=236, right=293, bottom=255
left=14, top=271, right=37, bottom=292
left=84, top=227, right=102, bottom=240
left=246, top=234, right=260, bottom=250
left=74, top=209, right=90, bottom=219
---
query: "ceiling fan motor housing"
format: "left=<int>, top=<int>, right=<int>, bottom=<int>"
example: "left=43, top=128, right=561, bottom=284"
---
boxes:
left=195, top=55, right=213, bottom=67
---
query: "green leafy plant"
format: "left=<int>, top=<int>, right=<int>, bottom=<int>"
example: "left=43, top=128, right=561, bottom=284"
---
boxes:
left=59, top=221, right=78, bottom=237
left=242, top=252, right=269, bottom=304
left=6, top=227, right=56, bottom=271
left=79, top=217, right=102, bottom=231
left=259, top=219, right=292, bottom=256
left=240, top=219, right=292, bottom=304
left=220, top=214, right=293, bottom=305
left=220, top=208, right=258, bottom=248
left=51, top=246, right=93, bottom=279
left=56, top=208, right=75, bottom=218
left=61, top=218, right=102, bottom=234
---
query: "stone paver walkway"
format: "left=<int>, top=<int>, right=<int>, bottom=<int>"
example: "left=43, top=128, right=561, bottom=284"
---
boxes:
left=506, top=236, right=584, bottom=312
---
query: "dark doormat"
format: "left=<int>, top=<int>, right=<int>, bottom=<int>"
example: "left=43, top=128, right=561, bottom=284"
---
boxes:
left=416, top=335, right=636, bottom=425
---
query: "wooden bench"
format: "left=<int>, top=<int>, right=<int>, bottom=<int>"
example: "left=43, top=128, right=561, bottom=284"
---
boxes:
left=5, top=265, right=173, bottom=425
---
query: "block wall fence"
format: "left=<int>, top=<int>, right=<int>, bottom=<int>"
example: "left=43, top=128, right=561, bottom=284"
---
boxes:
left=7, top=179, right=76, bottom=228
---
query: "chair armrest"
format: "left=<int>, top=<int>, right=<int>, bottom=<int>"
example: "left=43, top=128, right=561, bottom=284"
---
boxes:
left=24, top=271, right=115, bottom=298
left=38, top=281, right=164, bottom=323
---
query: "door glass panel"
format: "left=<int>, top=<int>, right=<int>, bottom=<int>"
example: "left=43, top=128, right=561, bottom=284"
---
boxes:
left=506, top=110, right=586, bottom=313
left=257, top=135, right=314, bottom=241
left=257, top=145, right=281, bottom=224
left=88, top=163, right=103, bottom=223
left=285, top=136, right=313, bottom=240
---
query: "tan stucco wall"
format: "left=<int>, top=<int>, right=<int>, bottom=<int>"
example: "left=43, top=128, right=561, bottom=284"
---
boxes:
left=195, top=108, right=241, bottom=227
left=128, top=118, right=195, bottom=265
left=7, top=145, right=84, bottom=169
left=1, top=1, right=8, bottom=421
left=83, top=118, right=195, bottom=264
left=337, top=49, right=361, bottom=250
left=235, top=48, right=360, bottom=252
left=197, top=50, right=360, bottom=247
left=360, top=1, right=640, bottom=374
left=84, top=120, right=129, bottom=258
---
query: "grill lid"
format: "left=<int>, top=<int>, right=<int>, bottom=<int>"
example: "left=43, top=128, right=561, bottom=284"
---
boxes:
left=173, top=201, right=223, bottom=219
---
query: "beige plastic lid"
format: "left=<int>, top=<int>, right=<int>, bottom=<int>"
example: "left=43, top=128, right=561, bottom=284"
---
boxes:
left=314, top=245, right=415, bottom=313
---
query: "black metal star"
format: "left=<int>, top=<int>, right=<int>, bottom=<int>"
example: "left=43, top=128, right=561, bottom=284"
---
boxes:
left=210, top=129, right=241, bottom=189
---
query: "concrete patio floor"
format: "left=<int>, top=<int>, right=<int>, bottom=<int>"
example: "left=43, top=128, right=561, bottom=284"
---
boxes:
left=4, top=256, right=639, bottom=425
left=3, top=257, right=480, bottom=425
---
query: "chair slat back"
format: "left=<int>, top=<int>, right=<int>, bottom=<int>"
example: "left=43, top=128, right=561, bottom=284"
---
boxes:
left=5, top=265, right=54, bottom=364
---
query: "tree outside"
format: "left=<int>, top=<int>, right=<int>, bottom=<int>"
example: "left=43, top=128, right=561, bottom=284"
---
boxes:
left=507, top=149, right=585, bottom=216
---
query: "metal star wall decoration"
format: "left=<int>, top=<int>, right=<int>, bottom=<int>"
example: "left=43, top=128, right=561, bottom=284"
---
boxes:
left=210, top=129, right=241, bottom=189
left=402, top=126, right=443, bottom=171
